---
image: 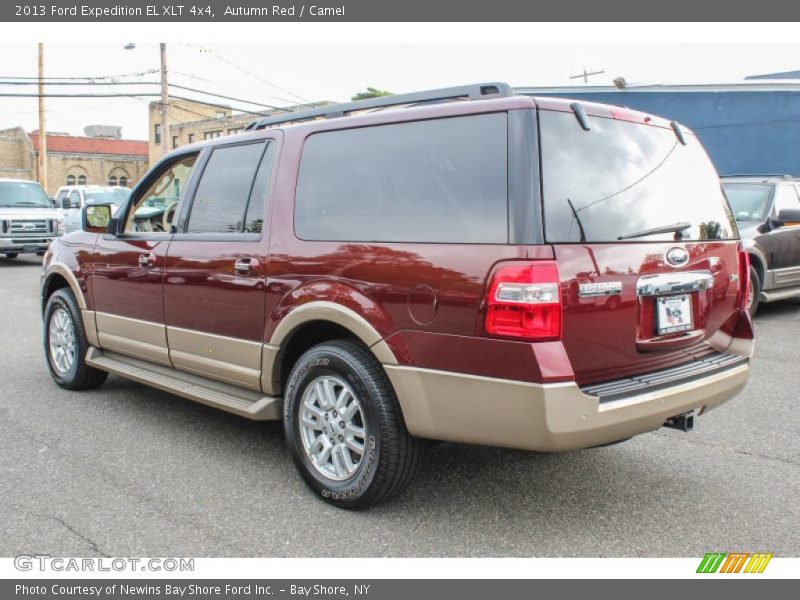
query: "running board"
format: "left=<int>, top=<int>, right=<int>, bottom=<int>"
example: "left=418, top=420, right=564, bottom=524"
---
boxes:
left=760, top=285, right=800, bottom=303
left=85, top=347, right=282, bottom=420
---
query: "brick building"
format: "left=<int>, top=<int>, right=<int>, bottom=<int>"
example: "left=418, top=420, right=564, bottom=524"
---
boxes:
left=0, top=126, right=148, bottom=196
left=148, top=99, right=330, bottom=162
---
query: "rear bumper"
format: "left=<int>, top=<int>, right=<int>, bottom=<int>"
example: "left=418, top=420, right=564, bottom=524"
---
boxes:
left=386, top=356, right=750, bottom=452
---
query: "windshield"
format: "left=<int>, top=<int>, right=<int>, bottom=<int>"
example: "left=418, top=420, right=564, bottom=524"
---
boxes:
left=84, top=189, right=129, bottom=205
left=540, top=111, right=736, bottom=242
left=722, top=182, right=772, bottom=222
left=0, top=181, right=51, bottom=208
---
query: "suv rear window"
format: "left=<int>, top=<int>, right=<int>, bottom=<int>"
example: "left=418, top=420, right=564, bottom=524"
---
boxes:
left=294, top=113, right=508, bottom=243
left=540, top=111, right=736, bottom=243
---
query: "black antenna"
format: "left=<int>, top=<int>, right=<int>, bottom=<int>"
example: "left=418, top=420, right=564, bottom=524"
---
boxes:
left=245, top=82, right=514, bottom=131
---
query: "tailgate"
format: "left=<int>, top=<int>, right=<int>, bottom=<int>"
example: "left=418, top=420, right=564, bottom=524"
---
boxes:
left=538, top=104, right=742, bottom=385
left=556, top=241, right=740, bottom=385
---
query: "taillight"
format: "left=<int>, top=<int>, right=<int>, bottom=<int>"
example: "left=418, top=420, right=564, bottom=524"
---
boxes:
left=485, top=261, right=562, bottom=341
left=737, top=249, right=751, bottom=310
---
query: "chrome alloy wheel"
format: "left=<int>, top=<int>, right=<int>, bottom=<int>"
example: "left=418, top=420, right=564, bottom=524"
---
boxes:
left=48, top=307, right=76, bottom=375
left=747, top=279, right=755, bottom=310
left=299, top=375, right=367, bottom=481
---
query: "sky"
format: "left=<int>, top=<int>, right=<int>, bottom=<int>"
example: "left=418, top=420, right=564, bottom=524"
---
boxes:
left=1, top=43, right=799, bottom=140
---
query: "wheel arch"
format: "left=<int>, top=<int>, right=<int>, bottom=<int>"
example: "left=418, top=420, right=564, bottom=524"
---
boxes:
left=746, top=249, right=766, bottom=287
left=41, top=265, right=87, bottom=313
left=264, top=302, right=398, bottom=396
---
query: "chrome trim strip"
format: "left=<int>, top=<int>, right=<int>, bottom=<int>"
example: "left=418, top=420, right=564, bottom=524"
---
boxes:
left=636, top=270, right=713, bottom=297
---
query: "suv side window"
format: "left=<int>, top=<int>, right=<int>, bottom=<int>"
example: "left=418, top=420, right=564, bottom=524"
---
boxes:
left=185, top=141, right=269, bottom=234
left=56, top=191, right=69, bottom=209
left=68, top=190, right=81, bottom=209
left=294, top=113, right=508, bottom=244
left=773, top=183, right=800, bottom=214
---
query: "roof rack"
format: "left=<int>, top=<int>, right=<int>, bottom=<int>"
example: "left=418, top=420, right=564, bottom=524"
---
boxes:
left=722, top=174, right=797, bottom=179
left=244, top=82, right=514, bottom=131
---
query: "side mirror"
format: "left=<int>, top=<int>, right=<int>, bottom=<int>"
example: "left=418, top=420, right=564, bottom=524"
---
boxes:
left=82, top=203, right=113, bottom=234
left=772, top=208, right=800, bottom=228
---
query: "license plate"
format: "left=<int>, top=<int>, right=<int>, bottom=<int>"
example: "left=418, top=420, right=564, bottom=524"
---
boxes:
left=656, top=294, right=693, bottom=335
left=22, top=245, right=37, bottom=254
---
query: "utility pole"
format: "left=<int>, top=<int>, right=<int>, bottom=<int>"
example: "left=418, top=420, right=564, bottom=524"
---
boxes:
left=570, top=67, right=605, bottom=84
left=160, top=43, right=169, bottom=156
left=37, top=43, right=47, bottom=191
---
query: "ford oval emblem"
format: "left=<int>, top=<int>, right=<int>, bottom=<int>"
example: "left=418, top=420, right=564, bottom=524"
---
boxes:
left=666, top=247, right=689, bottom=267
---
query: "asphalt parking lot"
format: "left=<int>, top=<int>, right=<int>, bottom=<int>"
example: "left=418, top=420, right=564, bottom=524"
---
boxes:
left=1, top=253, right=798, bottom=558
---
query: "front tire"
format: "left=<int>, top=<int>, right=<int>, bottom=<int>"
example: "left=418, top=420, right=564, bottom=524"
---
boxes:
left=283, top=340, right=421, bottom=509
left=747, top=266, right=761, bottom=317
left=4, top=253, right=18, bottom=259
left=43, top=288, right=108, bottom=390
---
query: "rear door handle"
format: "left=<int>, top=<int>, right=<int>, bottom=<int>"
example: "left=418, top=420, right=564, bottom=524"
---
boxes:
left=234, top=257, right=259, bottom=275
left=138, top=252, right=156, bottom=268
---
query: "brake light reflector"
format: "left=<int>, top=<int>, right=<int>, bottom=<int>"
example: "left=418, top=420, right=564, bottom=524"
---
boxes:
left=737, top=249, right=751, bottom=310
left=485, top=261, right=562, bottom=341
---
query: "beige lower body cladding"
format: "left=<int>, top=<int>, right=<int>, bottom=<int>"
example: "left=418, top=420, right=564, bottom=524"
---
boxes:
left=385, top=363, right=750, bottom=451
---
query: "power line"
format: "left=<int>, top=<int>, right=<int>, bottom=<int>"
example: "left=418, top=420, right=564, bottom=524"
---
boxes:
left=191, top=44, right=311, bottom=104
left=0, top=70, right=158, bottom=81
left=172, top=70, right=305, bottom=106
left=0, top=79, right=293, bottom=111
left=0, top=91, right=272, bottom=116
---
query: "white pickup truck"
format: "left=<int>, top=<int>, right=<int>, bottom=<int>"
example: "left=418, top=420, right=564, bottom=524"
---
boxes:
left=0, top=178, right=64, bottom=259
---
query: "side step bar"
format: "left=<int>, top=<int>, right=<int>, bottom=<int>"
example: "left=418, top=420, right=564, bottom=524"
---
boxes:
left=760, top=285, right=800, bottom=303
left=85, top=347, right=282, bottom=420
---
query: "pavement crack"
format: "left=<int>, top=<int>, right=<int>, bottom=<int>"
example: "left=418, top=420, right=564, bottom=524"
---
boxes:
left=11, top=505, right=110, bottom=557
left=650, top=431, right=800, bottom=467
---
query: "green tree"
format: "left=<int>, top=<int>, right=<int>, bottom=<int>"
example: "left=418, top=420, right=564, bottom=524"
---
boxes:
left=351, top=87, right=392, bottom=101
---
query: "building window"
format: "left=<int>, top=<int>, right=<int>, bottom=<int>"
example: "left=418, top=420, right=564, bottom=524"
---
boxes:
left=188, top=133, right=195, bottom=143
left=228, top=127, right=244, bottom=135
left=203, top=130, right=223, bottom=140
left=108, top=176, right=118, bottom=186
left=119, top=176, right=128, bottom=187
left=172, top=135, right=178, bottom=149
left=66, top=175, right=76, bottom=186
left=77, top=175, right=87, bottom=185
left=154, top=123, right=161, bottom=144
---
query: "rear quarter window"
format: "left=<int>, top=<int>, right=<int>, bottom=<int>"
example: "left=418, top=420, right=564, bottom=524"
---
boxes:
left=294, top=113, right=508, bottom=244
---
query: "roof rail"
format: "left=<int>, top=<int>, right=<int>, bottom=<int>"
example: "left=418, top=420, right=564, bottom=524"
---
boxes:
left=244, top=82, right=514, bottom=131
left=722, top=173, right=797, bottom=179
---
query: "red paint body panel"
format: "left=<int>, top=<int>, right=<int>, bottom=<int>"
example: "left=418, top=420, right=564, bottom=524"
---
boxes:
left=163, top=241, right=267, bottom=341
left=87, top=236, right=169, bottom=324
left=554, top=241, right=739, bottom=385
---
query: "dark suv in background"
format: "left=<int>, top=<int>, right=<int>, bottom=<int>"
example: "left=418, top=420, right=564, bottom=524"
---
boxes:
left=41, top=83, right=753, bottom=509
left=722, top=176, right=800, bottom=315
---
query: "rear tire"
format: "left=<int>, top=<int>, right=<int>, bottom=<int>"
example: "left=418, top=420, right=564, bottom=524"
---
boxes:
left=283, top=339, right=422, bottom=510
left=43, top=288, right=108, bottom=390
left=747, top=266, right=761, bottom=317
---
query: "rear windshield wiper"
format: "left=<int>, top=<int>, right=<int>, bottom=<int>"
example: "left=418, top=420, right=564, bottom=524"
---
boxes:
left=617, top=221, right=692, bottom=240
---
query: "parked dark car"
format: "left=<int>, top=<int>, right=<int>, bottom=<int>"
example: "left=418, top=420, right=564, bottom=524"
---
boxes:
left=722, top=175, right=800, bottom=315
left=40, top=83, right=753, bottom=509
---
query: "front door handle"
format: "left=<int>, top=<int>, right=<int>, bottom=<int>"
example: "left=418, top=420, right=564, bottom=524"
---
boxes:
left=138, top=252, right=156, bottom=268
left=234, top=257, right=259, bottom=275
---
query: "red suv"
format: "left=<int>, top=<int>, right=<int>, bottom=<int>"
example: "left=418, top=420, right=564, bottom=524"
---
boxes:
left=41, top=83, right=753, bottom=509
